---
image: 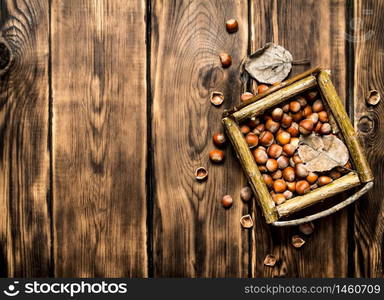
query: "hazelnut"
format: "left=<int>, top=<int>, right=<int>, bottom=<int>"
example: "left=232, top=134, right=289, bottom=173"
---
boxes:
left=307, top=112, right=319, bottom=124
left=303, top=106, right=312, bottom=117
left=282, top=103, right=290, bottom=112
left=263, top=254, right=277, bottom=267
left=299, top=119, right=314, bottom=135
left=267, top=144, right=283, bottom=158
left=219, top=52, right=232, bottom=68
left=289, top=157, right=296, bottom=168
left=259, top=131, right=274, bottom=146
left=291, top=235, right=306, bottom=248
left=283, top=190, right=294, bottom=200
left=240, top=186, right=253, bottom=202
left=209, top=149, right=225, bottom=163
left=282, top=166, right=295, bottom=182
left=258, top=165, right=268, bottom=173
left=265, top=119, right=280, bottom=133
left=290, top=137, right=300, bottom=148
left=295, top=163, right=309, bottom=178
left=266, top=158, right=278, bottom=172
left=277, top=156, right=289, bottom=169
left=271, top=169, right=283, bottom=180
left=286, top=122, right=299, bottom=137
left=221, top=195, right=233, bottom=208
left=272, top=107, right=284, bottom=121
left=296, top=96, right=307, bottom=107
left=291, top=111, right=303, bottom=122
left=318, top=176, right=333, bottom=186
left=257, top=84, right=269, bottom=94
left=320, top=123, right=332, bottom=135
left=273, top=179, right=287, bottom=193
left=247, top=116, right=260, bottom=128
left=299, top=222, right=314, bottom=235
left=282, top=143, right=297, bottom=157
left=245, top=133, right=259, bottom=148
left=240, top=214, right=253, bottom=228
left=253, top=148, right=268, bottom=165
left=213, top=132, right=226, bottom=147
left=210, top=91, right=224, bottom=106
left=292, top=154, right=303, bottom=164
left=318, top=111, right=329, bottom=122
left=296, top=180, right=310, bottom=195
left=314, top=121, right=323, bottom=133
left=306, top=172, right=318, bottom=184
left=276, top=131, right=291, bottom=145
left=240, top=124, right=251, bottom=135
left=253, top=123, right=265, bottom=135
left=287, top=181, right=296, bottom=192
left=225, top=18, right=238, bottom=33
left=281, top=113, right=293, bottom=128
left=289, top=100, right=301, bottom=113
left=263, top=114, right=272, bottom=122
left=273, top=193, right=286, bottom=205
left=262, top=174, right=273, bottom=188
left=306, top=90, right=318, bottom=101
left=312, top=99, right=324, bottom=112
left=195, top=167, right=208, bottom=181
left=241, top=92, right=254, bottom=102
left=329, top=170, right=341, bottom=180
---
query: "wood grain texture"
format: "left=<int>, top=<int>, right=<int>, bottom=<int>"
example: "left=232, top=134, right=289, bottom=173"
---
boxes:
left=250, top=0, right=349, bottom=277
left=0, top=0, right=51, bottom=277
left=51, top=0, right=147, bottom=277
left=151, top=0, right=249, bottom=277
left=353, top=0, right=384, bottom=277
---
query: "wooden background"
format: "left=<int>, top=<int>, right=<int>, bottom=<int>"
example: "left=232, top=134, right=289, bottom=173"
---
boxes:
left=0, top=0, right=383, bottom=277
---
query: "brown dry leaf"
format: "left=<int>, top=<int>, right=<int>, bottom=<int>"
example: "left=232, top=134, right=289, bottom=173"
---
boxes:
left=298, top=133, right=349, bottom=172
left=244, top=43, right=293, bottom=84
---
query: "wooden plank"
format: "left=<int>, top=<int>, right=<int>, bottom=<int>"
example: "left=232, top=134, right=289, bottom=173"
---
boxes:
left=151, top=0, right=249, bottom=277
left=51, top=0, right=147, bottom=277
left=250, top=0, right=349, bottom=277
left=0, top=0, right=51, bottom=276
left=353, top=0, right=384, bottom=277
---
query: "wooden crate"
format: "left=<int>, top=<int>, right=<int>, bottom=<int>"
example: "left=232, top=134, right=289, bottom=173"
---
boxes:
left=222, top=67, right=374, bottom=225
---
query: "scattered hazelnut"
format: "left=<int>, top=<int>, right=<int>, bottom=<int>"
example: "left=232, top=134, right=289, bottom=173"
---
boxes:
left=329, top=170, right=341, bottom=180
left=282, top=143, right=296, bottom=157
left=281, top=113, right=293, bottom=128
left=312, top=99, right=324, bottom=112
left=320, top=123, right=332, bottom=135
left=299, top=222, right=314, bottom=235
left=318, top=176, right=333, bottom=186
left=219, top=52, right=232, bottom=68
left=318, top=111, right=329, bottom=122
left=306, top=172, right=318, bottom=184
left=273, top=179, right=287, bottom=193
left=287, top=181, right=296, bottom=192
left=247, top=117, right=260, bottom=128
left=271, top=169, right=282, bottom=180
left=282, top=103, right=290, bottom=112
left=296, top=96, right=307, bottom=107
left=259, top=131, right=274, bottom=146
left=245, top=133, right=259, bottom=148
left=195, top=167, right=208, bottom=181
left=296, top=180, right=310, bottom=195
left=290, top=137, right=300, bottom=148
left=303, top=106, right=312, bottom=117
left=225, top=18, right=238, bottom=33
left=258, top=165, right=268, bottom=173
left=286, top=122, right=299, bottom=137
left=289, top=100, right=301, bottom=113
left=265, top=119, right=280, bottom=133
left=291, top=111, right=303, bottom=122
left=277, top=156, right=289, bottom=169
left=210, top=91, right=224, bottom=106
left=295, top=163, right=309, bottom=178
left=283, top=166, right=295, bottom=182
left=299, top=119, right=314, bottom=135
left=253, top=123, right=265, bottom=135
left=276, top=131, right=291, bottom=145
left=307, top=112, right=319, bottom=124
left=221, top=195, right=233, bottom=208
left=273, top=193, right=286, bottom=205
left=291, top=235, right=306, bottom=248
left=314, top=121, right=323, bottom=133
left=241, top=92, right=254, bottom=102
left=292, top=155, right=303, bottom=164
left=262, top=174, right=273, bottom=188
left=257, top=84, right=269, bottom=94
left=240, top=214, right=253, bottom=228
left=253, top=148, right=268, bottom=165
left=240, top=186, right=253, bottom=202
left=266, top=158, right=278, bottom=172
left=263, top=254, right=277, bottom=267
left=272, top=108, right=284, bottom=121
left=240, top=124, right=251, bottom=135
left=209, top=149, right=224, bottom=163
left=213, top=132, right=226, bottom=147
left=283, top=190, right=294, bottom=200
left=267, top=144, right=283, bottom=158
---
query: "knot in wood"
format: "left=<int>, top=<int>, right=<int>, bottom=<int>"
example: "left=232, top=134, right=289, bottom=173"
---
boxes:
left=357, top=115, right=374, bottom=133
left=0, top=40, right=12, bottom=74
left=365, top=90, right=381, bottom=106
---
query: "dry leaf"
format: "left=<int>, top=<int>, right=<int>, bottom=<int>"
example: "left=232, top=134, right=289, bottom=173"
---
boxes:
left=244, top=43, right=293, bottom=84
left=298, top=133, right=349, bottom=172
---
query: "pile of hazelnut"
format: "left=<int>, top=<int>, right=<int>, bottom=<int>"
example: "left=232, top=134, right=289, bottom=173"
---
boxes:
left=240, top=89, right=351, bottom=205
